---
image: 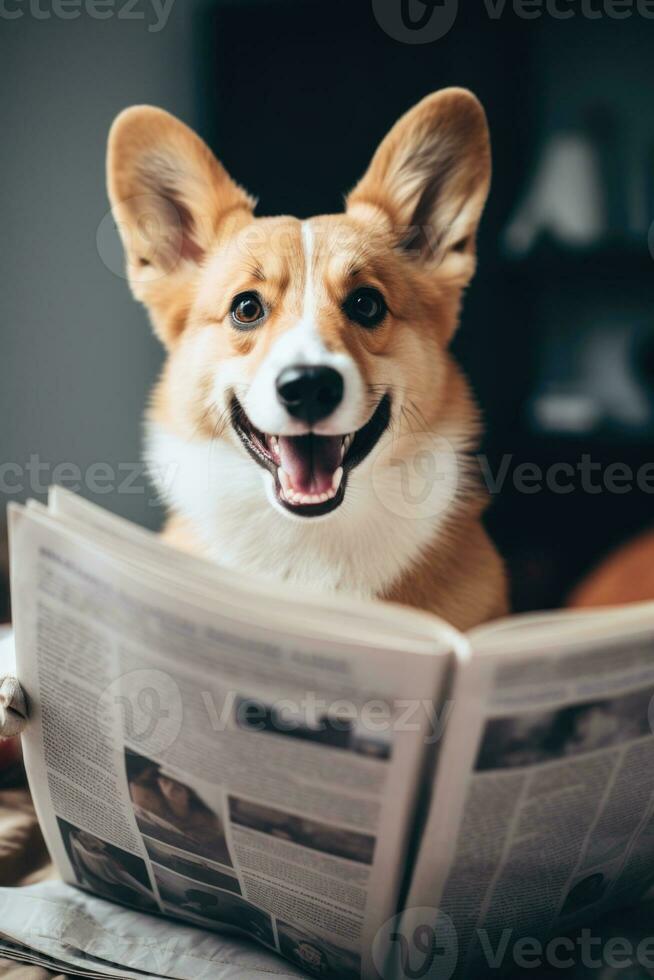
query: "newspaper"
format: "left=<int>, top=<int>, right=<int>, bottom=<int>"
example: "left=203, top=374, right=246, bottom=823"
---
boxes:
left=407, top=611, right=654, bottom=978
left=6, top=490, right=456, bottom=980
left=0, top=879, right=307, bottom=979
left=2, top=489, right=654, bottom=980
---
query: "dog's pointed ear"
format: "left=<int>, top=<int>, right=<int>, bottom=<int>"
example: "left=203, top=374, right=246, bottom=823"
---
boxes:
left=107, top=106, right=255, bottom=345
left=346, top=89, right=491, bottom=276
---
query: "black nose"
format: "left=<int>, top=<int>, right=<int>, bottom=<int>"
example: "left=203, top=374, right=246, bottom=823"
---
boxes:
left=276, top=365, right=344, bottom=424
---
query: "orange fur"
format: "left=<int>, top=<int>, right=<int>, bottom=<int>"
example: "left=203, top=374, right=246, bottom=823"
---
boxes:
left=569, top=531, right=654, bottom=609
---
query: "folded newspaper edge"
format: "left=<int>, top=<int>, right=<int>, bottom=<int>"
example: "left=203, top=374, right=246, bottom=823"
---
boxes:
left=0, top=879, right=304, bottom=980
left=4, top=487, right=654, bottom=980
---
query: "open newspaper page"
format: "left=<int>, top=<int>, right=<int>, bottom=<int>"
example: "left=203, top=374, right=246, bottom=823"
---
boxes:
left=404, top=606, right=654, bottom=979
left=46, top=484, right=455, bottom=655
left=8, top=500, right=455, bottom=980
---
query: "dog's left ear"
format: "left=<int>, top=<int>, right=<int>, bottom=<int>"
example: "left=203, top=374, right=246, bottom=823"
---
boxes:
left=107, top=105, right=255, bottom=346
left=346, top=88, right=491, bottom=275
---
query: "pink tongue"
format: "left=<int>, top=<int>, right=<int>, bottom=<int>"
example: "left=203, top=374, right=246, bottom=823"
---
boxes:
left=278, top=435, right=342, bottom=495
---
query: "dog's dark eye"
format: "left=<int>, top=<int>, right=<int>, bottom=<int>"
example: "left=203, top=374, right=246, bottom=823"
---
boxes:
left=231, top=292, right=265, bottom=328
left=343, top=287, right=387, bottom=328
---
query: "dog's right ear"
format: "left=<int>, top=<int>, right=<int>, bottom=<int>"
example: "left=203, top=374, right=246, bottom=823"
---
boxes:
left=107, top=106, right=255, bottom=346
left=346, top=89, right=491, bottom=280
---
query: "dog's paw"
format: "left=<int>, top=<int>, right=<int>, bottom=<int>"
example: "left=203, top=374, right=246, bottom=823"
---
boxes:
left=0, top=676, right=28, bottom=738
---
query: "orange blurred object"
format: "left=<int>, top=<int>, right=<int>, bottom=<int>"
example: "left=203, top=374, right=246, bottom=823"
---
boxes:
left=569, top=530, right=654, bottom=609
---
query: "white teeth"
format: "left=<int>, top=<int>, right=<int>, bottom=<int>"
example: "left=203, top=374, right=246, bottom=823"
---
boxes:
left=343, top=434, right=354, bottom=455
left=277, top=466, right=343, bottom=508
left=278, top=468, right=291, bottom=494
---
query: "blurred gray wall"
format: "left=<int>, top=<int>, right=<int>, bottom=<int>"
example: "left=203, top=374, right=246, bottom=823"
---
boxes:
left=0, top=0, right=208, bottom=535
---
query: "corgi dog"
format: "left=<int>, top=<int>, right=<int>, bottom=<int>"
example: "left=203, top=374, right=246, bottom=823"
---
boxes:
left=0, top=89, right=507, bottom=738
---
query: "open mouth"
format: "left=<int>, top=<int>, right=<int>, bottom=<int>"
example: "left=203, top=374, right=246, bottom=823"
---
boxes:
left=230, top=394, right=391, bottom=517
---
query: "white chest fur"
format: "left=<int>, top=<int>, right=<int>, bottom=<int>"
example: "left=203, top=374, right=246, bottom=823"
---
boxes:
left=145, top=423, right=462, bottom=599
